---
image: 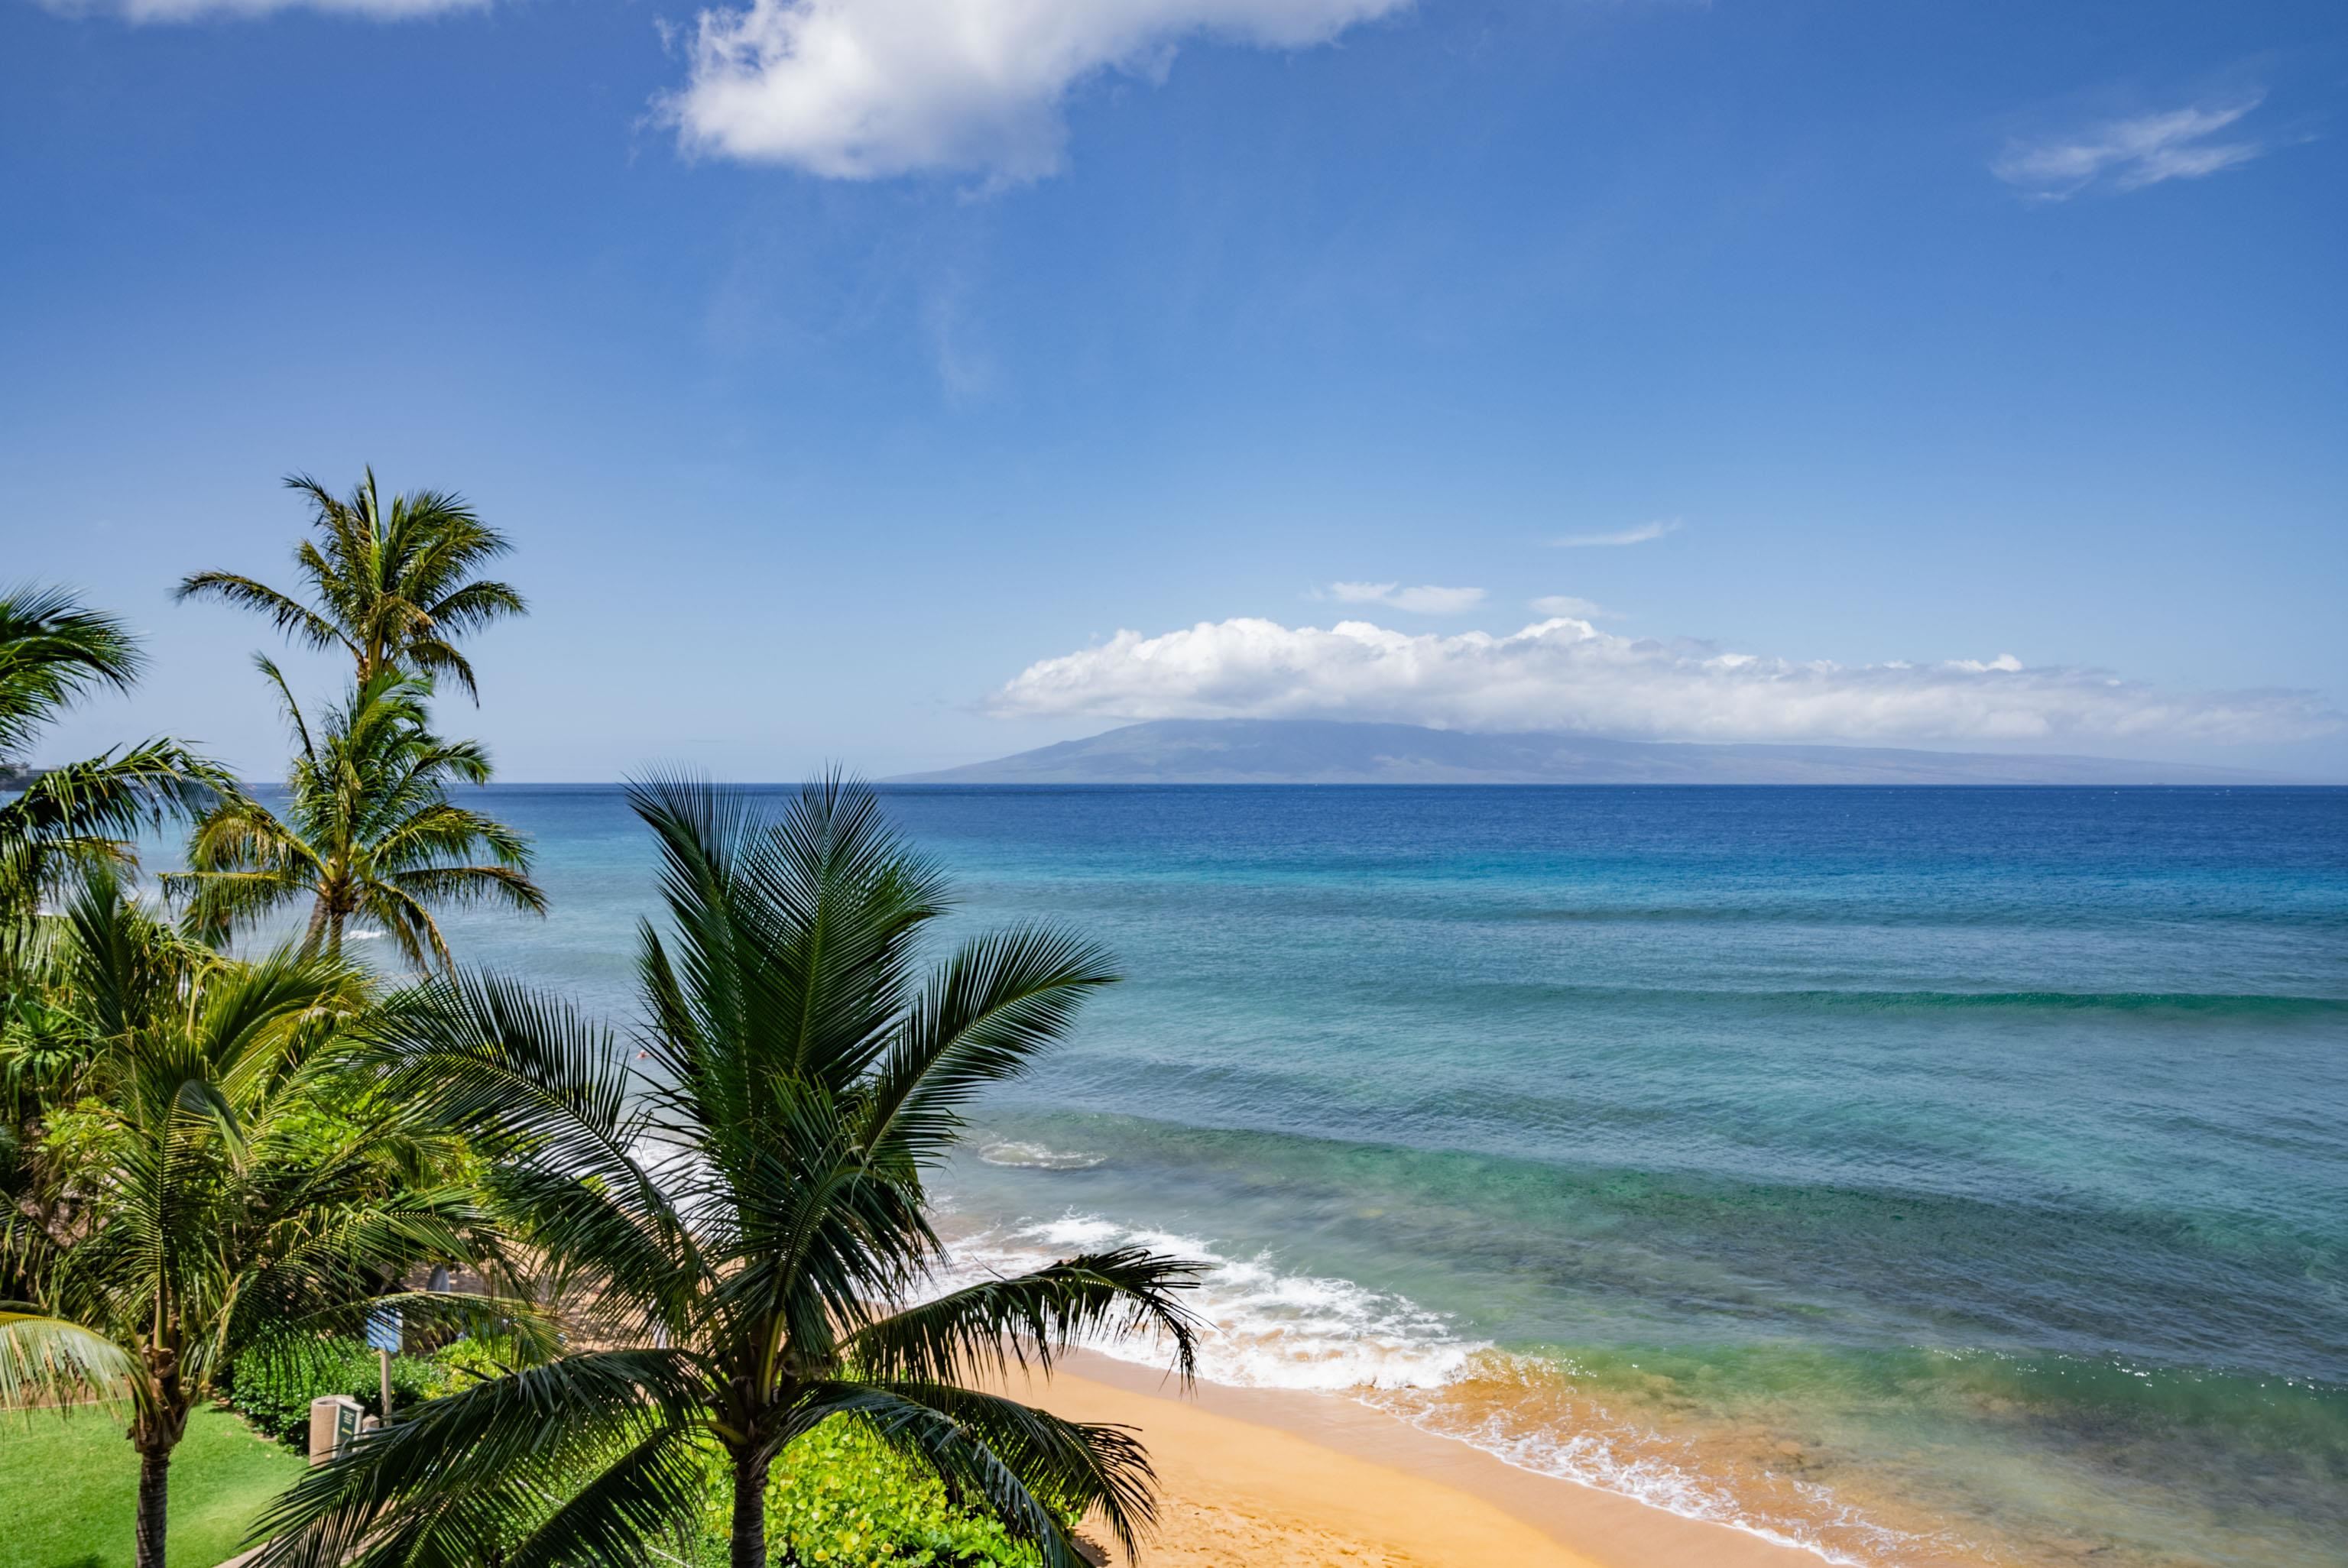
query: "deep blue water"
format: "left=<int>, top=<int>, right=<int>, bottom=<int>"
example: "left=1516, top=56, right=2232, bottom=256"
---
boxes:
left=410, top=786, right=2348, bottom=1566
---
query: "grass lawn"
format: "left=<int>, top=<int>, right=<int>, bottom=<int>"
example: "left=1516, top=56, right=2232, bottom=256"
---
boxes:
left=0, top=1405, right=306, bottom=1568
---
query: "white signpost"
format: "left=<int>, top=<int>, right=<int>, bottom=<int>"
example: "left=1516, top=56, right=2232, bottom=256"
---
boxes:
left=366, top=1308, right=402, bottom=1418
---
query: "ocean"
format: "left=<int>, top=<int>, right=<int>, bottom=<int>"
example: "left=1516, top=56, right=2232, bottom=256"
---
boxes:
left=419, top=784, right=2347, bottom=1567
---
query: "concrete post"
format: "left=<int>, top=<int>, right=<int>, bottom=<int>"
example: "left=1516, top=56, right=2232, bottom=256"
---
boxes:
left=308, top=1395, right=365, bottom=1466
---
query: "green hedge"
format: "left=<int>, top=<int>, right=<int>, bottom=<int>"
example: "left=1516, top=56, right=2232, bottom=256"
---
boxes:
left=225, top=1339, right=446, bottom=1444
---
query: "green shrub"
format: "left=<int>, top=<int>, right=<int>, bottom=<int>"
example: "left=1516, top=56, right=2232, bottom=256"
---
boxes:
left=767, top=1421, right=1055, bottom=1567
left=419, top=1332, right=535, bottom=1395
left=225, top=1338, right=443, bottom=1446
left=673, top=1421, right=1059, bottom=1568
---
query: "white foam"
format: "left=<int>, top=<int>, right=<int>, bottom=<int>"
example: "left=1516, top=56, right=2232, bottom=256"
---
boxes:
left=938, top=1209, right=1915, bottom=1568
left=1024, top=1215, right=1124, bottom=1248
left=944, top=1210, right=1480, bottom=1394
left=978, top=1141, right=1108, bottom=1171
left=1376, top=1380, right=1884, bottom=1566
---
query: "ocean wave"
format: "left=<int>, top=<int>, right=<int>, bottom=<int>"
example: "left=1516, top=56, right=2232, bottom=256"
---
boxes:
left=939, top=1212, right=1911, bottom=1566
left=977, top=1141, right=1108, bottom=1171
left=945, top=1212, right=1479, bottom=1393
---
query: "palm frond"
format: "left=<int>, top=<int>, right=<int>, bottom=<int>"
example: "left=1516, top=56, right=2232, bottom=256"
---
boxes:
left=0, top=1310, right=135, bottom=1408
left=0, top=740, right=226, bottom=914
left=844, top=1249, right=1200, bottom=1388
left=174, top=573, right=349, bottom=659
left=0, top=583, right=144, bottom=756
left=421, top=579, right=527, bottom=638
left=247, top=1349, right=706, bottom=1568
left=860, top=925, right=1119, bottom=1165
left=498, top=1423, right=710, bottom=1568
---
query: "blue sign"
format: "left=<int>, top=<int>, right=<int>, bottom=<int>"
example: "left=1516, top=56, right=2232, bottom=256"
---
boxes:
left=365, top=1310, right=401, bottom=1354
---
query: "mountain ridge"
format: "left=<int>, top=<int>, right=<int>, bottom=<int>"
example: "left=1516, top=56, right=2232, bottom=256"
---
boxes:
left=890, top=719, right=2295, bottom=786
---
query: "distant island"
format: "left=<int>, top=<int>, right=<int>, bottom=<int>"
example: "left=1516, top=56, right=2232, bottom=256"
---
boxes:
left=892, top=719, right=2289, bottom=786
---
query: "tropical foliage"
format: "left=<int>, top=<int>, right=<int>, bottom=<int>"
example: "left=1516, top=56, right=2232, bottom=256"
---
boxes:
left=169, top=665, right=545, bottom=968
left=177, top=469, right=526, bottom=702
left=0, top=869, right=538, bottom=1568
left=0, top=585, right=219, bottom=918
left=703, top=1420, right=1062, bottom=1567
left=253, top=776, right=1198, bottom=1568
left=8, top=491, right=1191, bottom=1568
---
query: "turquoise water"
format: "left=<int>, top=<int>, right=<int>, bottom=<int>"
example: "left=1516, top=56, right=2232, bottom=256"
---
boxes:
left=423, top=785, right=2346, bottom=1566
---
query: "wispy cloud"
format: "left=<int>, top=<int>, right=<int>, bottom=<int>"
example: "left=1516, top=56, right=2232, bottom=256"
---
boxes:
left=1322, top=582, right=1486, bottom=614
left=1551, top=518, right=1681, bottom=549
left=922, top=272, right=997, bottom=405
left=991, top=615, right=2337, bottom=746
left=1994, top=96, right=2270, bottom=200
left=1529, top=594, right=1612, bottom=618
left=666, top=0, right=1411, bottom=182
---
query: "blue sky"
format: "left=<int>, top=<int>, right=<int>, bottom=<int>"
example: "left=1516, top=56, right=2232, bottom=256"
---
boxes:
left=3, top=0, right=2343, bottom=779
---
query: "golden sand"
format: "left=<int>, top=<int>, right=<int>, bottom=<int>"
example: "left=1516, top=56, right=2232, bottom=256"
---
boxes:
left=1004, top=1353, right=1844, bottom=1568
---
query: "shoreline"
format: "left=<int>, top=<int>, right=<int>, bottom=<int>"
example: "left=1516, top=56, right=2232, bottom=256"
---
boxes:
left=1004, top=1350, right=1866, bottom=1568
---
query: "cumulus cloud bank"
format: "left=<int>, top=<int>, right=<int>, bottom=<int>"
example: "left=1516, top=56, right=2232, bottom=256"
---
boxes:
left=1325, top=581, right=1485, bottom=614
left=1995, top=98, right=2269, bottom=199
left=667, top=0, right=1410, bottom=179
left=991, top=615, right=2336, bottom=746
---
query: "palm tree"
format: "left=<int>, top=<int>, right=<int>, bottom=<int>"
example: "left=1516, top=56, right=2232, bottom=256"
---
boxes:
left=254, top=776, right=1200, bottom=1568
left=0, top=585, right=220, bottom=915
left=170, top=665, right=545, bottom=969
left=177, top=469, right=525, bottom=702
left=0, top=870, right=537, bottom=1568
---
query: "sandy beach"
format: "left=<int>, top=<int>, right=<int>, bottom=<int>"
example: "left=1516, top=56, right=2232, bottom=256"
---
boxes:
left=1004, top=1352, right=1837, bottom=1568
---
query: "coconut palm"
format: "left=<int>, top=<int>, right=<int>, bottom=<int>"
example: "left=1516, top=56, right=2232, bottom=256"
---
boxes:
left=169, top=665, right=544, bottom=969
left=0, top=870, right=538, bottom=1568
left=0, top=867, right=209, bottom=1298
left=177, top=469, right=525, bottom=702
left=0, top=585, right=220, bottom=915
left=253, top=775, right=1201, bottom=1568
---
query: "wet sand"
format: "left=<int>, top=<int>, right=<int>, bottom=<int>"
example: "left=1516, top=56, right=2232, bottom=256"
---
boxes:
left=1005, top=1351, right=1850, bottom=1568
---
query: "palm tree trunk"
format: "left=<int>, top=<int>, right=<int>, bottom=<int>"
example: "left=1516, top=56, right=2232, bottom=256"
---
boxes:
left=301, top=894, right=332, bottom=958
left=134, top=1441, right=170, bottom=1568
left=729, top=1447, right=770, bottom=1568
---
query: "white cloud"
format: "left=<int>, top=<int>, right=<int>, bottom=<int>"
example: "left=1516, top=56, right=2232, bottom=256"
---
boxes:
left=41, top=0, right=478, bottom=18
left=1994, top=98, right=2269, bottom=200
left=1324, top=582, right=1486, bottom=614
left=666, top=0, right=1411, bottom=180
left=991, top=614, right=2337, bottom=746
left=1552, top=518, right=1681, bottom=548
left=1529, top=594, right=1612, bottom=618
